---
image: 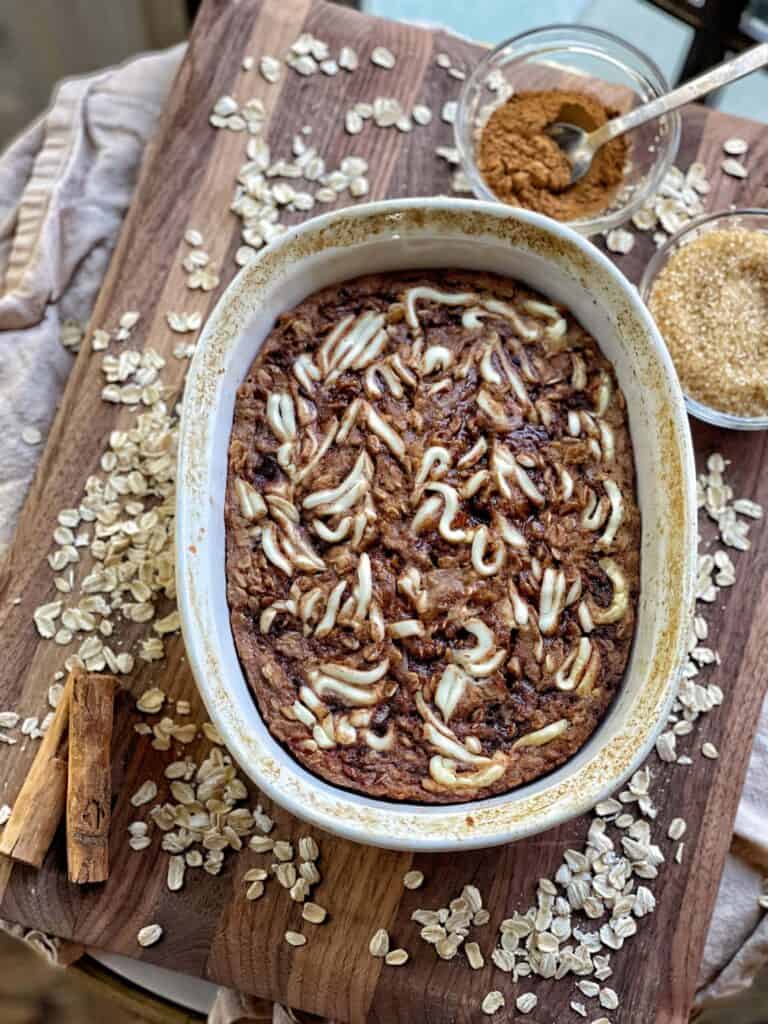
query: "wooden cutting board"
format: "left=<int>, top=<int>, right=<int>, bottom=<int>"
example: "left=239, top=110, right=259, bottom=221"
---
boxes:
left=1, top=1, right=767, bottom=1021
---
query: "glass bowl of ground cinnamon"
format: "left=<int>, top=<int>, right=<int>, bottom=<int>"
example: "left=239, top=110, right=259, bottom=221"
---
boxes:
left=455, top=26, right=680, bottom=236
left=642, top=209, right=768, bottom=430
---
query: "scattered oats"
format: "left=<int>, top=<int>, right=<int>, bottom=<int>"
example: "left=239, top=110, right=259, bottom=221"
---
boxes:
left=0, top=805, right=11, bottom=826
left=320, top=59, right=339, bottom=76
left=437, top=935, right=462, bottom=960
left=344, top=109, right=363, bottom=135
left=184, top=228, right=203, bottom=246
left=632, top=207, right=658, bottom=231
left=633, top=885, right=656, bottom=917
left=448, top=67, right=466, bottom=81
left=733, top=498, right=762, bottom=519
left=605, top=228, right=635, bottom=255
left=435, top=145, right=460, bottom=164
left=702, top=742, right=719, bottom=759
left=571, top=1001, right=588, bottom=1017
left=403, top=870, right=424, bottom=890
left=0, top=712, right=19, bottom=729
left=33, top=600, right=62, bottom=639
left=154, top=610, right=180, bottom=635
left=202, top=721, right=222, bottom=744
left=260, top=56, right=281, bottom=83
left=599, top=987, right=619, bottom=1010
left=369, top=928, right=389, bottom=957
left=441, top=101, right=457, bottom=124
left=482, top=991, right=505, bottom=1015
left=412, top=104, right=432, bottom=126
left=371, top=46, right=396, bottom=69
left=249, top=836, right=274, bottom=853
left=137, top=924, right=163, bottom=947
left=372, top=96, right=402, bottom=127
left=91, top=329, right=110, bottom=351
left=300, top=861, right=321, bottom=885
left=675, top=842, right=685, bottom=863
left=246, top=880, right=264, bottom=900
left=166, top=312, right=202, bottom=333
left=723, top=137, right=748, bottom=156
left=516, top=993, right=537, bottom=1014
left=656, top=731, right=677, bottom=763
left=465, top=941, right=484, bottom=969
left=421, top=924, right=446, bottom=944
left=137, top=687, right=165, bottom=714
left=273, top=840, right=293, bottom=862
left=291, top=54, right=318, bottom=77
left=668, top=817, right=686, bottom=840
left=120, top=311, right=140, bottom=330
left=243, top=868, right=267, bottom=883
left=213, top=95, right=238, bottom=117
left=721, top=158, right=748, bottom=178
left=315, top=186, right=337, bottom=203
left=167, top=855, right=186, bottom=891
left=276, top=862, right=297, bottom=889
left=302, top=902, right=327, bottom=924
left=298, top=835, right=319, bottom=861
left=131, top=780, right=158, bottom=806
left=758, top=893, right=768, bottom=911
left=21, top=427, right=42, bottom=445
left=462, top=884, right=483, bottom=912
left=284, top=931, right=306, bottom=947
left=473, top=909, right=490, bottom=926
left=451, top=169, right=472, bottom=193
left=595, top=798, right=622, bottom=817
left=338, top=46, right=358, bottom=71
left=385, top=948, right=408, bottom=965
left=60, top=319, right=84, bottom=353
left=578, top=980, right=601, bottom=998
left=436, top=53, right=451, bottom=68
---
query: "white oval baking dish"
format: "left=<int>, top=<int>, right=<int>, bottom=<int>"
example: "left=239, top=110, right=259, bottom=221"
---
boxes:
left=176, top=198, right=696, bottom=852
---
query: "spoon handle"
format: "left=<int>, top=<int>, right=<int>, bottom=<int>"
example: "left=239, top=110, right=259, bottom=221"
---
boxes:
left=591, top=42, right=768, bottom=147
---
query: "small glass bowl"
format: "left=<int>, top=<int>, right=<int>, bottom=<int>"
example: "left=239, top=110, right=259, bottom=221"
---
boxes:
left=640, top=208, right=768, bottom=431
left=454, top=25, right=680, bottom=236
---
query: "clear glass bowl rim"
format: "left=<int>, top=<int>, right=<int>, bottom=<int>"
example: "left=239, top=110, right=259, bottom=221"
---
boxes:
left=454, top=23, right=682, bottom=236
left=639, top=207, right=768, bottom=431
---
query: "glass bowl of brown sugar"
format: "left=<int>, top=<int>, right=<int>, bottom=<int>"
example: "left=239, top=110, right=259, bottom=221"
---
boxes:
left=641, top=209, right=768, bottom=430
left=454, top=25, right=680, bottom=236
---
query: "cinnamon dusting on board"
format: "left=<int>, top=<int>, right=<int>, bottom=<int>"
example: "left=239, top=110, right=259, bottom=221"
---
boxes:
left=477, top=89, right=628, bottom=221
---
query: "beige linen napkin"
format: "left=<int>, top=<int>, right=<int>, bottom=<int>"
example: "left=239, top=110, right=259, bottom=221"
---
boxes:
left=0, top=48, right=765, bottom=1024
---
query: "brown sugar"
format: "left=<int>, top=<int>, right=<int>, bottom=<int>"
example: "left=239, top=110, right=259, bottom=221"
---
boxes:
left=477, top=89, right=628, bottom=221
left=648, top=228, right=768, bottom=417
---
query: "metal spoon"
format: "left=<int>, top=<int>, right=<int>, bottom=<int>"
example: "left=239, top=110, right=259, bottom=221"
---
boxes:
left=548, top=43, right=768, bottom=185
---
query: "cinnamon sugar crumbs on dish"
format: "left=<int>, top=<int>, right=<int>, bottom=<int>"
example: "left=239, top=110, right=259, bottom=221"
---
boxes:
left=648, top=228, right=768, bottom=417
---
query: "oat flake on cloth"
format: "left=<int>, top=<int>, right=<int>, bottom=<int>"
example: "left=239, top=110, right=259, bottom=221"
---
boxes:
left=0, top=49, right=765, bottom=1024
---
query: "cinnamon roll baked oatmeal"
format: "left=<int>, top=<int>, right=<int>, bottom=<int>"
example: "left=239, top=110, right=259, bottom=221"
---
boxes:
left=225, top=271, right=640, bottom=804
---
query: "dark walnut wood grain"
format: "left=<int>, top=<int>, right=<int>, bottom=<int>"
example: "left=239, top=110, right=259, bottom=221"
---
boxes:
left=0, top=1, right=766, bottom=1021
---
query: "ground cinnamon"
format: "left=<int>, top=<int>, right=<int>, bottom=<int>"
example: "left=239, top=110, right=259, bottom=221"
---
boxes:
left=477, top=89, right=628, bottom=221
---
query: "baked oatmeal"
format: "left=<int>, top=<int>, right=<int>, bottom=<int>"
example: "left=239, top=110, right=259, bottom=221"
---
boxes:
left=225, top=270, right=640, bottom=803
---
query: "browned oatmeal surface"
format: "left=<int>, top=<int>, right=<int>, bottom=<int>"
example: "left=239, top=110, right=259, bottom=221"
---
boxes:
left=225, top=271, right=640, bottom=804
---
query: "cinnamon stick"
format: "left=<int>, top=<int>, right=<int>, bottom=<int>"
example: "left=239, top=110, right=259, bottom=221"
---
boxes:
left=66, top=671, right=118, bottom=884
left=0, top=669, right=74, bottom=867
